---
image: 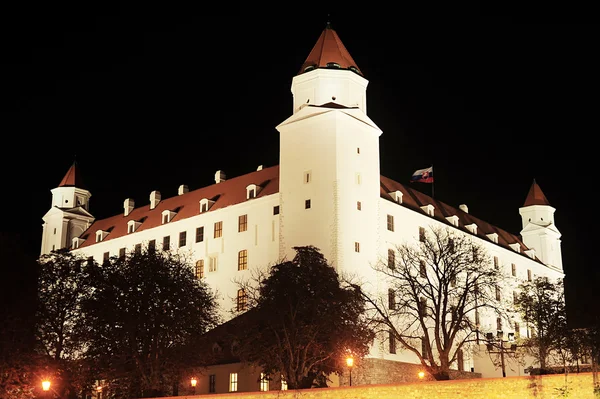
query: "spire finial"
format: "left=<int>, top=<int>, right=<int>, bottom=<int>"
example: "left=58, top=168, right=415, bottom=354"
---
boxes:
left=326, top=14, right=331, bottom=29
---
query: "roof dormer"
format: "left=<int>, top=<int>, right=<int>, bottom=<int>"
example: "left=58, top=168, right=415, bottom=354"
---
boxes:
left=96, top=229, right=109, bottom=243
left=524, top=249, right=536, bottom=259
left=420, top=204, right=435, bottom=217
left=446, top=215, right=459, bottom=227
left=161, top=209, right=177, bottom=224
left=486, top=232, right=498, bottom=243
left=389, top=190, right=403, bottom=204
left=72, top=237, right=84, bottom=249
left=246, top=184, right=262, bottom=200
left=200, top=198, right=215, bottom=213
left=128, top=219, right=142, bottom=233
left=509, top=243, right=521, bottom=253
left=465, top=223, right=478, bottom=235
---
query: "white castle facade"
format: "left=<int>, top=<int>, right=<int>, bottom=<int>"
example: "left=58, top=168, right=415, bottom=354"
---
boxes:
left=40, top=24, right=564, bottom=386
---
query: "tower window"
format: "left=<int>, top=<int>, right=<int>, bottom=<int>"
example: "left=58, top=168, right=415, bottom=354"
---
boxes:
left=357, top=201, right=361, bottom=210
left=355, top=242, right=360, bottom=252
left=273, top=205, right=280, bottom=215
left=305, top=199, right=311, bottom=209
left=326, top=62, right=341, bottom=68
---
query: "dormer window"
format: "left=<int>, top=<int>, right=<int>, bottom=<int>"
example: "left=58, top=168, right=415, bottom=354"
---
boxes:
left=303, top=64, right=316, bottom=73
left=96, top=230, right=109, bottom=243
left=246, top=184, right=261, bottom=200
left=128, top=220, right=142, bottom=234
left=420, top=204, right=435, bottom=217
left=389, top=190, right=403, bottom=204
left=326, top=62, right=341, bottom=69
left=509, top=243, right=521, bottom=253
left=72, top=237, right=84, bottom=249
left=487, top=233, right=498, bottom=243
left=465, top=223, right=478, bottom=235
left=524, top=249, right=536, bottom=259
left=199, top=198, right=215, bottom=213
left=349, top=66, right=360, bottom=74
left=446, top=215, right=459, bottom=227
left=161, top=210, right=177, bottom=224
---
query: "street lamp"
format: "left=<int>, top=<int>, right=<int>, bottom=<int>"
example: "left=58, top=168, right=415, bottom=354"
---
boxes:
left=346, top=356, right=354, bottom=386
left=190, top=377, right=197, bottom=394
left=485, top=331, right=517, bottom=377
left=42, top=380, right=51, bottom=392
left=418, top=371, right=425, bottom=379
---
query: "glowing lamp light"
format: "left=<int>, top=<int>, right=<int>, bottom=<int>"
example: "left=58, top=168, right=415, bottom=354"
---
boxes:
left=418, top=371, right=425, bottom=379
left=42, top=380, right=51, bottom=391
left=346, top=357, right=354, bottom=368
left=191, top=377, right=197, bottom=387
left=96, top=386, right=102, bottom=392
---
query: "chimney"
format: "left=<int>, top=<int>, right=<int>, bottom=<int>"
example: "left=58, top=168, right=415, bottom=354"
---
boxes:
left=215, top=170, right=226, bottom=184
left=459, top=204, right=469, bottom=213
left=178, top=184, right=189, bottom=195
left=257, top=165, right=263, bottom=171
left=124, top=198, right=135, bottom=217
left=150, top=190, right=161, bottom=209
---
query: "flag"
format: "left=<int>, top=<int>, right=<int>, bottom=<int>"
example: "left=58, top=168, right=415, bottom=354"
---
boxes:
left=410, top=166, right=434, bottom=183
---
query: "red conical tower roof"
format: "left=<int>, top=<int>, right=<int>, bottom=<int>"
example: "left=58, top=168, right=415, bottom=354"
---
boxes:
left=298, top=23, right=362, bottom=76
left=523, top=179, right=550, bottom=206
left=58, top=161, right=86, bottom=189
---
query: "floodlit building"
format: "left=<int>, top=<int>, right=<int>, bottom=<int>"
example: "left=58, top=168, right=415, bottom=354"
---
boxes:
left=40, top=23, right=565, bottom=390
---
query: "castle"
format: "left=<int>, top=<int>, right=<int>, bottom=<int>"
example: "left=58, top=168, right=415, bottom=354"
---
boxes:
left=40, top=24, right=565, bottom=391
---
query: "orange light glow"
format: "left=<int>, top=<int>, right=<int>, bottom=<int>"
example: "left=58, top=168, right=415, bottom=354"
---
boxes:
left=418, top=371, right=425, bottom=379
left=191, top=377, right=197, bottom=387
left=346, top=357, right=354, bottom=367
left=42, top=380, right=51, bottom=391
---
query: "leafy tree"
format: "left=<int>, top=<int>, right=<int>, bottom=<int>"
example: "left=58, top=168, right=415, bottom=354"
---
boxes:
left=514, top=276, right=567, bottom=372
left=234, top=246, right=374, bottom=389
left=355, top=225, right=506, bottom=380
left=0, top=233, right=39, bottom=399
left=82, top=247, right=220, bottom=398
left=36, top=248, right=95, bottom=399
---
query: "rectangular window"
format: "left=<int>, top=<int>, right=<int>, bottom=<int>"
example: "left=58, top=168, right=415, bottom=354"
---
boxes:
left=119, top=248, right=126, bottom=259
left=305, top=199, right=311, bottom=209
left=389, top=330, right=396, bottom=354
left=515, top=322, right=520, bottom=339
left=128, top=224, right=134, bottom=234
left=163, top=236, right=170, bottom=251
left=357, top=147, right=360, bottom=154
left=237, top=289, right=247, bottom=311
left=209, top=255, right=218, bottom=272
left=494, top=256, right=499, bottom=269
left=280, top=376, right=287, bottom=391
left=448, top=238, right=455, bottom=253
left=148, top=239, right=156, bottom=253
left=260, top=373, right=269, bottom=392
left=475, top=310, right=480, bottom=326
left=196, top=226, right=204, bottom=243
left=135, top=243, right=142, bottom=253
left=387, top=214, right=394, bottom=231
left=388, top=288, right=396, bottom=310
left=103, top=252, right=110, bottom=262
left=513, top=291, right=518, bottom=304
left=496, top=286, right=501, bottom=301
left=209, top=375, right=216, bottom=393
left=512, top=263, right=517, bottom=277
left=422, top=337, right=428, bottom=360
left=527, top=269, right=532, bottom=281
left=497, top=317, right=502, bottom=331
left=214, top=221, right=223, bottom=238
left=238, top=214, right=248, bottom=232
left=304, top=171, right=311, bottom=184
left=420, top=260, right=427, bottom=278
left=420, top=297, right=427, bottom=316
left=162, top=214, right=168, bottom=224
left=387, top=249, right=395, bottom=269
left=238, top=249, right=248, bottom=271
left=357, top=201, right=361, bottom=210
left=229, top=373, right=238, bottom=392
left=179, top=231, right=187, bottom=247
left=196, top=260, right=204, bottom=279
left=354, top=242, right=360, bottom=252
left=273, top=205, right=280, bottom=215
left=419, top=226, right=425, bottom=242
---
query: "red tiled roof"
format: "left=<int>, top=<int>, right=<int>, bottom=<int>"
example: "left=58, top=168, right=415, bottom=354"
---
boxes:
left=298, top=24, right=362, bottom=76
left=78, top=166, right=279, bottom=248
left=523, top=179, right=551, bottom=206
left=77, top=165, right=539, bottom=264
left=59, top=161, right=86, bottom=188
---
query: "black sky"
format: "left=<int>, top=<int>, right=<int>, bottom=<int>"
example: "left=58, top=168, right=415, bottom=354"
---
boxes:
left=1, top=6, right=597, bottom=324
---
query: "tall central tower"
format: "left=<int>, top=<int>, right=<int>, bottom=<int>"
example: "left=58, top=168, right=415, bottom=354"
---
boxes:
left=277, top=24, right=383, bottom=279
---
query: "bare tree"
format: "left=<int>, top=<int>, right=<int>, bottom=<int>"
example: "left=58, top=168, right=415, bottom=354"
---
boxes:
left=354, top=225, right=508, bottom=380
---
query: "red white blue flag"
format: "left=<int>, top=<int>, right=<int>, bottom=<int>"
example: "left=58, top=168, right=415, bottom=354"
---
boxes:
left=410, top=166, right=434, bottom=183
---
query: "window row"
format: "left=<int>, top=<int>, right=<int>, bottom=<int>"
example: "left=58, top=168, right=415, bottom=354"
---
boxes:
left=194, top=250, right=249, bottom=278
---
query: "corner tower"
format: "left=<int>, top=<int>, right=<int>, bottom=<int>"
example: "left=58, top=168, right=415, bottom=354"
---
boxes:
left=277, top=24, right=382, bottom=278
left=41, top=161, right=94, bottom=255
left=519, top=180, right=563, bottom=271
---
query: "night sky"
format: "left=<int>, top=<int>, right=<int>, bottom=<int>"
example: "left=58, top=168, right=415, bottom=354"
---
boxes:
left=2, top=7, right=597, bottom=324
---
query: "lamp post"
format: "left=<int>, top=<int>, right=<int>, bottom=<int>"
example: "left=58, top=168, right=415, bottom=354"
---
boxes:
left=346, top=357, right=354, bottom=386
left=96, top=385, right=102, bottom=399
left=485, top=331, right=517, bottom=377
left=190, top=377, right=197, bottom=395
left=42, top=380, right=51, bottom=399
left=418, top=371, right=425, bottom=380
